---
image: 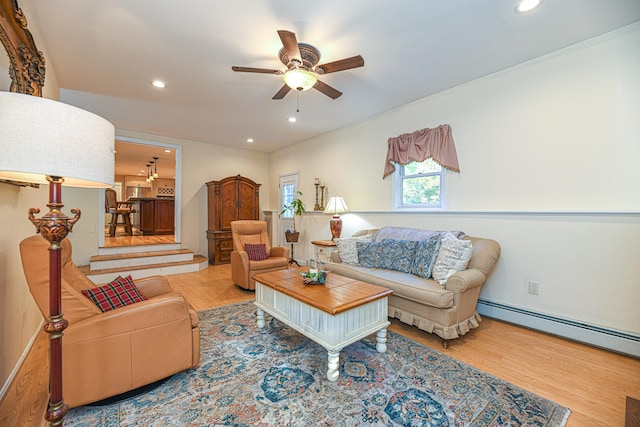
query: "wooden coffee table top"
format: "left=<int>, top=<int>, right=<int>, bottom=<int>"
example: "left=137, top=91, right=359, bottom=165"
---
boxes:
left=253, top=269, right=392, bottom=315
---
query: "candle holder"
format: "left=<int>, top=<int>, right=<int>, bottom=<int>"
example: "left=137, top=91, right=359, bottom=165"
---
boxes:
left=314, top=183, right=321, bottom=210
left=320, top=185, right=326, bottom=210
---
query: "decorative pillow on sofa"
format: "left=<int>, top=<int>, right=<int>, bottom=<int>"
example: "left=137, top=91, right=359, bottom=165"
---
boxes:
left=356, top=239, right=418, bottom=273
left=432, top=232, right=474, bottom=286
left=335, top=234, right=373, bottom=264
left=356, top=240, right=378, bottom=268
left=245, top=243, right=268, bottom=261
left=410, top=235, right=442, bottom=279
left=81, top=275, right=147, bottom=312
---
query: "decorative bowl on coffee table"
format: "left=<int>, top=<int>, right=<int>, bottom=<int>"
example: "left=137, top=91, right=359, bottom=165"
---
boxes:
left=301, top=269, right=329, bottom=285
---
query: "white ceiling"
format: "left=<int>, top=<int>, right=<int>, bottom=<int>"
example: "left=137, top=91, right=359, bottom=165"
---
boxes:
left=26, top=0, right=640, bottom=155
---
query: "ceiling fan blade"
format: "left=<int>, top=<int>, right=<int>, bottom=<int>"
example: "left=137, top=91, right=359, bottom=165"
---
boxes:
left=316, top=55, right=364, bottom=74
left=272, top=84, right=292, bottom=100
left=232, top=66, right=282, bottom=74
left=314, top=80, right=342, bottom=99
left=277, top=30, right=302, bottom=65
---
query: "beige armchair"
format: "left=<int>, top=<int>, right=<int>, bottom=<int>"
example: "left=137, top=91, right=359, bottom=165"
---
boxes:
left=19, top=235, right=200, bottom=408
left=230, top=220, right=290, bottom=290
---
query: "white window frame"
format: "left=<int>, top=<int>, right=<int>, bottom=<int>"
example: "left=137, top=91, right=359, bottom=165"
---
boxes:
left=392, top=159, right=446, bottom=211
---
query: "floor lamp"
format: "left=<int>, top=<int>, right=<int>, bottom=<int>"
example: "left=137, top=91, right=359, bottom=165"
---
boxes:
left=0, top=92, right=115, bottom=426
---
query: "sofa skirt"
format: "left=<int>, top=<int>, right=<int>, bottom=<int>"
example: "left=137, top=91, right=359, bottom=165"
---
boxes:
left=389, top=305, right=482, bottom=340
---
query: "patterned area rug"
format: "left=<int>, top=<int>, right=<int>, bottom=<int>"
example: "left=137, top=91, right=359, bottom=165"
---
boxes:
left=65, top=301, right=570, bottom=426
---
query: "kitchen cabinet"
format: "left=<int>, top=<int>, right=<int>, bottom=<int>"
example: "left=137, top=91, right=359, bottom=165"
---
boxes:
left=153, top=178, right=175, bottom=197
left=206, top=175, right=260, bottom=264
left=138, top=198, right=175, bottom=235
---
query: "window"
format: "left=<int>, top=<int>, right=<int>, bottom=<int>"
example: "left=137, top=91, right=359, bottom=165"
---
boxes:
left=393, top=158, right=445, bottom=209
left=280, top=182, right=295, bottom=218
left=279, top=172, right=299, bottom=217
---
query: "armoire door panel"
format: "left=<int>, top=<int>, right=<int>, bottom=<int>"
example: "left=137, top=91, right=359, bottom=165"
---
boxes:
left=239, top=181, right=258, bottom=219
left=220, top=180, right=239, bottom=231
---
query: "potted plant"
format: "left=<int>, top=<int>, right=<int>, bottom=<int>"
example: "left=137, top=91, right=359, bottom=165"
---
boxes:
left=280, top=191, right=305, bottom=242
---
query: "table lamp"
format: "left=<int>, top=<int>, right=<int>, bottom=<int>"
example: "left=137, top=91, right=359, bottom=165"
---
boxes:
left=0, top=91, right=115, bottom=426
left=323, top=196, right=350, bottom=240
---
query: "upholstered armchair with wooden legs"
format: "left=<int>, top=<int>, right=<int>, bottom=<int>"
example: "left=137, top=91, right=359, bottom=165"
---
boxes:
left=19, top=235, right=200, bottom=408
left=230, top=220, right=290, bottom=290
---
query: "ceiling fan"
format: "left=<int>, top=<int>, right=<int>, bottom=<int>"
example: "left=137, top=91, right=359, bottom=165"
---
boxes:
left=232, top=30, right=364, bottom=100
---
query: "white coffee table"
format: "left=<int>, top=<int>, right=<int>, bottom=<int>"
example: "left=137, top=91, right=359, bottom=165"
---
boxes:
left=254, top=269, right=392, bottom=382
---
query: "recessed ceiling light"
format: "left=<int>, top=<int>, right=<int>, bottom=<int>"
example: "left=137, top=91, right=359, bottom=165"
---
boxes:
left=151, top=80, right=166, bottom=88
left=164, top=149, right=171, bottom=153
left=246, top=138, right=254, bottom=143
left=515, top=0, right=542, bottom=13
left=288, top=117, right=297, bottom=123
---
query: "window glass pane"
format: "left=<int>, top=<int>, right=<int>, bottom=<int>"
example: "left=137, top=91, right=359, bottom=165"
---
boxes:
left=404, top=159, right=441, bottom=175
left=402, top=176, right=441, bottom=205
left=281, top=183, right=295, bottom=217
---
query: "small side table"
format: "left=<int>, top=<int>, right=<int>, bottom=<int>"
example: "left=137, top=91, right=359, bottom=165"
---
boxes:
left=311, top=240, right=338, bottom=264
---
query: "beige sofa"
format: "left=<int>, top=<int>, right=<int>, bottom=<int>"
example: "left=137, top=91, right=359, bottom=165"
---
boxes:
left=327, top=227, right=500, bottom=346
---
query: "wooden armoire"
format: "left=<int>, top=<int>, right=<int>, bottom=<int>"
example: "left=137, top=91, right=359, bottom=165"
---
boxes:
left=206, top=175, right=261, bottom=264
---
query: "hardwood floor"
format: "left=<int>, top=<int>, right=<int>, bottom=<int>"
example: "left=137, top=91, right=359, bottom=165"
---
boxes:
left=102, top=233, right=176, bottom=247
left=2, top=264, right=638, bottom=426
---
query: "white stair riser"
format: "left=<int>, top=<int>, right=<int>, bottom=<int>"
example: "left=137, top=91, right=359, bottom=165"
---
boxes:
left=85, top=259, right=209, bottom=284
left=98, top=243, right=181, bottom=256
left=90, top=253, right=193, bottom=270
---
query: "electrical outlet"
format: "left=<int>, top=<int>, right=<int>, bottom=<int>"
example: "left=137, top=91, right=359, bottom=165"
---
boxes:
left=528, top=281, right=540, bottom=295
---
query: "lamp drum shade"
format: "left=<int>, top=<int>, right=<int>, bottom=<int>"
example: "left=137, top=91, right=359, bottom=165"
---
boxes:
left=0, top=91, right=115, bottom=187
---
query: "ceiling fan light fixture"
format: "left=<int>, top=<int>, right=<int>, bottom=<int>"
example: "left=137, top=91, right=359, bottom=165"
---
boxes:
left=283, top=68, right=317, bottom=91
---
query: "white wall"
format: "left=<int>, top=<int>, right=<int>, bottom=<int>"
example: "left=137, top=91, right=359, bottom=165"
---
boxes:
left=269, top=24, right=640, bottom=336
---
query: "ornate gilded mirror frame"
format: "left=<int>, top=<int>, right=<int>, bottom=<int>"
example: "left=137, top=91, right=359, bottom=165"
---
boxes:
left=1, top=0, right=45, bottom=187
left=0, top=0, right=45, bottom=95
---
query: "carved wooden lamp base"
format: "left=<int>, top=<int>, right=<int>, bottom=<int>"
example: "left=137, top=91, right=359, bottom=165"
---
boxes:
left=28, top=177, right=79, bottom=426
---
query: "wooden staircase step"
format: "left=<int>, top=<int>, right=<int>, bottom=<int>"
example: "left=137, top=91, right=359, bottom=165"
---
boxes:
left=90, top=249, right=194, bottom=262
left=79, top=255, right=209, bottom=284
left=90, top=249, right=195, bottom=270
left=98, top=243, right=182, bottom=256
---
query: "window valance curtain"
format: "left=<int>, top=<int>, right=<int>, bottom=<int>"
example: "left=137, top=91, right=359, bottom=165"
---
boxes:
left=383, top=124, right=460, bottom=178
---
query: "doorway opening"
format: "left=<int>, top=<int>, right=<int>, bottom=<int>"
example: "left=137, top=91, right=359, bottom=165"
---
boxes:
left=98, top=136, right=182, bottom=248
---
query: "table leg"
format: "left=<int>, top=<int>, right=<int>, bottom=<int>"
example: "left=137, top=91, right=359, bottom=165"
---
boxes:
left=256, top=308, right=265, bottom=328
left=327, top=350, right=340, bottom=382
left=376, top=328, right=388, bottom=353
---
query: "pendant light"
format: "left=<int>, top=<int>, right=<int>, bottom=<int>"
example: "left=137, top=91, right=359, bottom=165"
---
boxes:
left=148, top=160, right=155, bottom=181
left=153, top=157, right=159, bottom=178
left=145, top=164, right=152, bottom=183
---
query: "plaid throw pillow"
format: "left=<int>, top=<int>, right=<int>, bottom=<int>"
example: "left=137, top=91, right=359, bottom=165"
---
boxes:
left=82, top=275, right=147, bottom=312
left=245, top=243, right=268, bottom=261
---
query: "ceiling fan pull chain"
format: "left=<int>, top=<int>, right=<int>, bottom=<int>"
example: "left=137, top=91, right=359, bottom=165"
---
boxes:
left=296, top=91, right=300, bottom=113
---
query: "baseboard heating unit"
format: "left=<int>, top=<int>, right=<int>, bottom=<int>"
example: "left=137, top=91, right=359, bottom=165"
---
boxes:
left=477, top=300, right=640, bottom=359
